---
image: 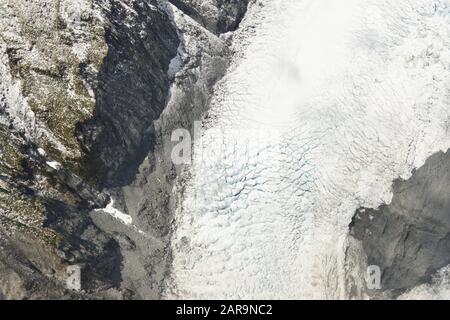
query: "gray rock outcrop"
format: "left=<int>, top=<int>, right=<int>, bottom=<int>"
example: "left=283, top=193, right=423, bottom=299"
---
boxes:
left=350, top=150, right=450, bottom=298
left=168, top=0, right=249, bottom=34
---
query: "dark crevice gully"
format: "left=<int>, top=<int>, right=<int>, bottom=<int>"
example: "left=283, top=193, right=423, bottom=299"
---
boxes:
left=349, top=149, right=450, bottom=299
left=77, top=0, right=179, bottom=188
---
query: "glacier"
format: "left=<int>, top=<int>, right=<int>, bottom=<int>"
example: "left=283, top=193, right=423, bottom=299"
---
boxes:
left=164, top=0, right=450, bottom=299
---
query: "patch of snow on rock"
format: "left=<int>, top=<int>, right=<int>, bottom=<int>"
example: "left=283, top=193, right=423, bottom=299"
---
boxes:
left=96, top=198, right=133, bottom=225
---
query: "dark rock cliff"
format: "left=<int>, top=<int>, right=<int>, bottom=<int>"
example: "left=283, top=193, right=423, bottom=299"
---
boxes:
left=78, top=0, right=179, bottom=188
left=350, top=150, right=450, bottom=298
left=168, top=0, right=250, bottom=34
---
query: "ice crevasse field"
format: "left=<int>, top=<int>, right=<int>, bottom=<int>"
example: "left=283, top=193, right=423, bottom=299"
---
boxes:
left=163, top=0, right=450, bottom=299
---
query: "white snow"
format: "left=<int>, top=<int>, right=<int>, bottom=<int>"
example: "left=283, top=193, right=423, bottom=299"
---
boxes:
left=165, top=0, right=450, bottom=299
left=46, top=161, right=61, bottom=170
left=96, top=198, right=133, bottom=225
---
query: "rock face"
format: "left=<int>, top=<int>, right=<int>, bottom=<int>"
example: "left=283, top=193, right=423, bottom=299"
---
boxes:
left=168, top=0, right=249, bottom=33
left=350, top=150, right=450, bottom=298
left=79, top=0, right=179, bottom=187
left=0, top=0, right=250, bottom=299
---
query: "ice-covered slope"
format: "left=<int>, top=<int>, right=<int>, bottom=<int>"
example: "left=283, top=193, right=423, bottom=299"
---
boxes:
left=165, top=0, right=450, bottom=299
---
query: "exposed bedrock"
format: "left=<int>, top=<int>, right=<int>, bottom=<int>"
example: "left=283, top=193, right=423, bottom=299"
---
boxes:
left=350, top=150, right=450, bottom=298
left=78, top=0, right=179, bottom=188
left=168, top=0, right=250, bottom=34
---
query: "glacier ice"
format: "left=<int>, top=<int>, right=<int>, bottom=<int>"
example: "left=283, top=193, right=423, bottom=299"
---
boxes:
left=164, top=0, right=450, bottom=299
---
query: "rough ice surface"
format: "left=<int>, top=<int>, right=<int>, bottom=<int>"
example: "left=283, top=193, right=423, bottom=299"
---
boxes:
left=164, top=0, right=450, bottom=299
